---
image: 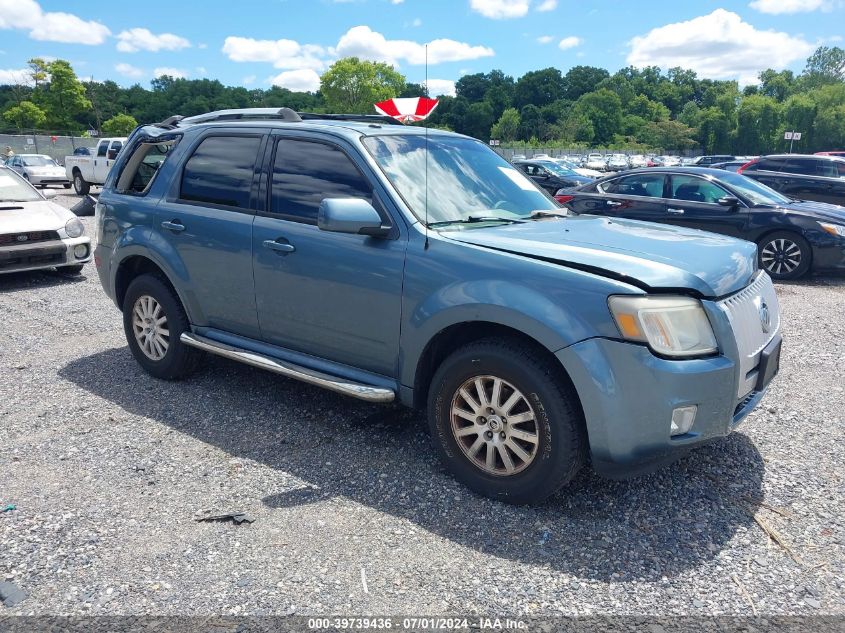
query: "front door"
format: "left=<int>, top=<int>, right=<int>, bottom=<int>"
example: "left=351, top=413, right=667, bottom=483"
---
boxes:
left=252, top=135, right=406, bottom=377
left=155, top=132, right=264, bottom=339
left=573, top=172, right=668, bottom=222
left=665, top=174, right=748, bottom=237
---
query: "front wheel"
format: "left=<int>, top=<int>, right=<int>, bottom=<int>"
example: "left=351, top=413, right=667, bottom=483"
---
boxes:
left=73, top=172, right=90, bottom=196
left=122, top=274, right=200, bottom=380
left=427, top=339, right=586, bottom=505
left=758, top=231, right=811, bottom=280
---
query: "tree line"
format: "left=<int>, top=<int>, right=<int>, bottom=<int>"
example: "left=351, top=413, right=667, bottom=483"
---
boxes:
left=1, top=47, right=843, bottom=153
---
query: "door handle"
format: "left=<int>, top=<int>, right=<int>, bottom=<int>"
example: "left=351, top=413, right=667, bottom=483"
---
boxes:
left=161, top=220, right=186, bottom=232
left=667, top=208, right=685, bottom=215
left=263, top=239, right=296, bottom=254
left=606, top=200, right=622, bottom=207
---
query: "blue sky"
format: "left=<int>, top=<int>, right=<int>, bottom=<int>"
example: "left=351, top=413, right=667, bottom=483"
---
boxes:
left=0, top=0, right=842, bottom=95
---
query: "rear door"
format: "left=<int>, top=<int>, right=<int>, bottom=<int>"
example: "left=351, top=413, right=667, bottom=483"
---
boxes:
left=782, top=158, right=845, bottom=205
left=664, top=174, right=748, bottom=237
left=570, top=172, right=667, bottom=222
left=155, top=131, right=265, bottom=339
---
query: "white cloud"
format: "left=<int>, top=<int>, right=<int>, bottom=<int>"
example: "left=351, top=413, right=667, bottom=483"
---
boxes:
left=153, top=67, right=188, bottom=79
left=195, top=66, right=208, bottom=76
left=115, top=62, right=144, bottom=78
left=0, top=68, right=32, bottom=85
left=537, top=35, right=554, bottom=44
left=335, top=25, right=494, bottom=66
left=469, top=0, right=530, bottom=19
left=749, top=0, right=836, bottom=13
left=270, top=69, right=321, bottom=92
left=116, top=28, right=190, bottom=53
left=558, top=36, right=582, bottom=50
left=627, top=9, right=815, bottom=85
left=242, top=74, right=256, bottom=86
left=537, top=0, right=557, bottom=11
left=222, top=36, right=327, bottom=70
left=426, top=79, right=456, bottom=97
left=0, top=0, right=110, bottom=45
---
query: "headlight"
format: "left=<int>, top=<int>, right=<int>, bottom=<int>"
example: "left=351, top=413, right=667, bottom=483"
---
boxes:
left=819, top=222, right=845, bottom=238
left=65, top=218, right=84, bottom=238
left=608, top=295, right=718, bottom=358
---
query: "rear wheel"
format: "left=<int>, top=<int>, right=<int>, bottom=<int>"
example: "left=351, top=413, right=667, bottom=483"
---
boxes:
left=758, top=231, right=811, bottom=280
left=73, top=172, right=90, bottom=196
left=122, top=274, right=200, bottom=380
left=427, top=338, right=586, bottom=505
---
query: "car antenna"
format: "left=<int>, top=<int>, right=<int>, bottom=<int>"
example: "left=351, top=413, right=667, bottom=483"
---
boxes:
left=424, top=44, right=430, bottom=250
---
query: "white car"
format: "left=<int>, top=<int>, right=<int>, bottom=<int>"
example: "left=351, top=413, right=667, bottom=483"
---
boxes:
left=5, top=154, right=70, bottom=188
left=0, top=166, right=91, bottom=275
left=585, top=154, right=607, bottom=171
left=661, top=155, right=681, bottom=167
left=550, top=158, right=602, bottom=179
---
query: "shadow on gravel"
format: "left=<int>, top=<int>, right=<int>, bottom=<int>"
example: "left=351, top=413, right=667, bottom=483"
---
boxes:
left=0, top=269, right=88, bottom=293
left=61, top=347, right=765, bottom=583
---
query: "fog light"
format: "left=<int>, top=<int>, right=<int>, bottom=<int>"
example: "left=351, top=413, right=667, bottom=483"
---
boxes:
left=670, top=405, right=697, bottom=436
left=74, top=244, right=89, bottom=259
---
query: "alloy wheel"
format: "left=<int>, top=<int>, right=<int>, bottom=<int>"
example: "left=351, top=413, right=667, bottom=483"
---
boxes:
left=450, top=375, right=540, bottom=476
left=132, top=295, right=170, bottom=361
left=761, top=238, right=801, bottom=276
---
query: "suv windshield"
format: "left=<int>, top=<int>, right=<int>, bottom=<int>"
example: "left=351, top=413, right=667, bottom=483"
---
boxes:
left=0, top=169, right=41, bottom=202
left=22, top=156, right=56, bottom=167
left=720, top=172, right=792, bottom=206
left=363, top=135, right=556, bottom=226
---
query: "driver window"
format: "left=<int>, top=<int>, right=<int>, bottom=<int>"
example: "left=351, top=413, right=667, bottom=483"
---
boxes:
left=671, top=175, right=730, bottom=204
left=600, top=174, right=665, bottom=197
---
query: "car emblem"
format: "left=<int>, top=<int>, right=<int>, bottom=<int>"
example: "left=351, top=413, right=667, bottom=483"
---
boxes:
left=759, top=300, right=771, bottom=334
left=16, top=234, right=28, bottom=242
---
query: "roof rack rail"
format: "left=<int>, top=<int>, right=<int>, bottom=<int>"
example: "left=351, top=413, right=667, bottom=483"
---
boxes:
left=298, top=112, right=404, bottom=126
left=156, top=114, right=184, bottom=129
left=178, top=107, right=303, bottom=125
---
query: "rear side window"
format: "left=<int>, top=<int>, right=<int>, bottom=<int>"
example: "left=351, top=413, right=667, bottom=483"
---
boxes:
left=96, top=141, right=109, bottom=157
left=600, top=173, right=665, bottom=197
left=670, top=175, right=730, bottom=204
left=815, top=160, right=845, bottom=178
left=180, top=136, right=261, bottom=210
left=270, top=139, right=372, bottom=223
left=782, top=158, right=817, bottom=176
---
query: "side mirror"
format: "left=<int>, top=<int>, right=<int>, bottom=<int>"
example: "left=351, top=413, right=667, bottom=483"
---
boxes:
left=318, top=198, right=390, bottom=237
left=41, top=189, right=58, bottom=199
left=107, top=149, right=118, bottom=160
left=717, top=196, right=740, bottom=209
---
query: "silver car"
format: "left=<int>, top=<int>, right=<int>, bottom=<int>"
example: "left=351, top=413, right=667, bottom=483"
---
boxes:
left=5, top=154, right=71, bottom=188
left=0, top=166, right=90, bottom=274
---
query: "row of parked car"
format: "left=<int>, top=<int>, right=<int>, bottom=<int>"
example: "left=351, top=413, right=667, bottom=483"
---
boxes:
left=512, top=152, right=769, bottom=173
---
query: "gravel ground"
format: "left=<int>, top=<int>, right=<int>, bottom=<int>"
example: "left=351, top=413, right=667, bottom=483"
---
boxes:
left=1, top=191, right=844, bottom=617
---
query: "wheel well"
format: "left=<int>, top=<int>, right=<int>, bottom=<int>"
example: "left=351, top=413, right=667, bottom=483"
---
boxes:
left=72, top=167, right=81, bottom=176
left=115, top=256, right=174, bottom=310
left=413, top=322, right=581, bottom=413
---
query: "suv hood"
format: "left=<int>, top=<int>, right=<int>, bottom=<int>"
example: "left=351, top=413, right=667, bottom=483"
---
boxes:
left=0, top=200, right=71, bottom=233
left=442, top=215, right=758, bottom=297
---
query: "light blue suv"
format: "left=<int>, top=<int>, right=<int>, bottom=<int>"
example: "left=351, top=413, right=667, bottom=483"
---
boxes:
left=94, top=108, right=782, bottom=504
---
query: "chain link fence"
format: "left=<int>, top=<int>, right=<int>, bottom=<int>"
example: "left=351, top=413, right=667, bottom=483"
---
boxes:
left=0, top=133, right=98, bottom=164
left=493, top=147, right=702, bottom=161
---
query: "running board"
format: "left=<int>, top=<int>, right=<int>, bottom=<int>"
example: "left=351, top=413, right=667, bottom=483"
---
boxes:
left=180, top=333, right=395, bottom=403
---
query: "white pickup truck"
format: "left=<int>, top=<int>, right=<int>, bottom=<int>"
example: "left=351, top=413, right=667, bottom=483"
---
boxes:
left=65, top=137, right=127, bottom=195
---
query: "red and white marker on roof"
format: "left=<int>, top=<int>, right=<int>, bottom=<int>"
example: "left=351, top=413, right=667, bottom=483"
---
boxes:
left=374, top=97, right=439, bottom=124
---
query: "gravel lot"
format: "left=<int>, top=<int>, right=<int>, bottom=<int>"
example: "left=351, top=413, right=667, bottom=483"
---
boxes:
left=1, top=191, right=844, bottom=618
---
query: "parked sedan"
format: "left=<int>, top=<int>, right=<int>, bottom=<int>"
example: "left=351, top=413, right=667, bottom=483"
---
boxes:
left=512, top=159, right=593, bottom=194
left=606, top=154, right=630, bottom=172
left=0, top=166, right=91, bottom=274
left=5, top=154, right=71, bottom=188
left=558, top=167, right=845, bottom=280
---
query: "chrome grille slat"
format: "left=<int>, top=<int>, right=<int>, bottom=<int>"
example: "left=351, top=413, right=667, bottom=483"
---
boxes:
left=718, top=272, right=781, bottom=399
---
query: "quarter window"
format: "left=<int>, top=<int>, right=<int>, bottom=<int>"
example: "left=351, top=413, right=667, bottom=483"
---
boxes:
left=600, top=174, right=665, bottom=197
left=670, top=175, right=730, bottom=204
left=180, top=136, right=261, bottom=210
left=270, top=139, right=372, bottom=223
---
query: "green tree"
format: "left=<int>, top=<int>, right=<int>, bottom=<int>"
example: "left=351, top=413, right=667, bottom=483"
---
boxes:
left=562, top=66, right=610, bottom=101
left=463, top=101, right=495, bottom=140
left=2, top=100, right=46, bottom=131
left=39, top=60, right=92, bottom=132
left=801, top=46, right=845, bottom=88
left=758, top=69, right=795, bottom=102
left=735, top=95, right=781, bottom=154
left=101, top=113, right=138, bottom=136
left=513, top=68, right=565, bottom=109
left=780, top=93, right=817, bottom=148
left=490, top=107, right=520, bottom=142
left=572, top=89, right=623, bottom=145
left=320, top=57, right=405, bottom=114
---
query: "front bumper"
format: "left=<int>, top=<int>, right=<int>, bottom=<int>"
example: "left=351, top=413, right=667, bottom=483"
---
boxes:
left=557, top=336, right=775, bottom=478
left=810, top=235, right=845, bottom=272
left=0, top=237, right=91, bottom=274
left=28, top=173, right=70, bottom=186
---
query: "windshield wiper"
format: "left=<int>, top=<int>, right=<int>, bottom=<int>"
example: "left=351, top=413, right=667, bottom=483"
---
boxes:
left=529, top=209, right=569, bottom=219
left=428, top=215, right=527, bottom=228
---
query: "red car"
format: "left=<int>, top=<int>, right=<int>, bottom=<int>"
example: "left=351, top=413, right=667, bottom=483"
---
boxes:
left=815, top=151, right=845, bottom=158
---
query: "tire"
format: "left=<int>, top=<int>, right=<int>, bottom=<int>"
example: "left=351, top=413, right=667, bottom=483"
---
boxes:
left=60, top=264, right=84, bottom=274
left=758, top=231, right=811, bottom=280
left=122, top=274, right=200, bottom=380
left=73, top=171, right=90, bottom=196
left=427, top=338, right=586, bottom=505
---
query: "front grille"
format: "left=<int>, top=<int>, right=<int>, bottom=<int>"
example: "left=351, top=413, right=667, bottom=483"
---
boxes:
left=0, top=230, right=61, bottom=246
left=718, top=272, right=781, bottom=398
